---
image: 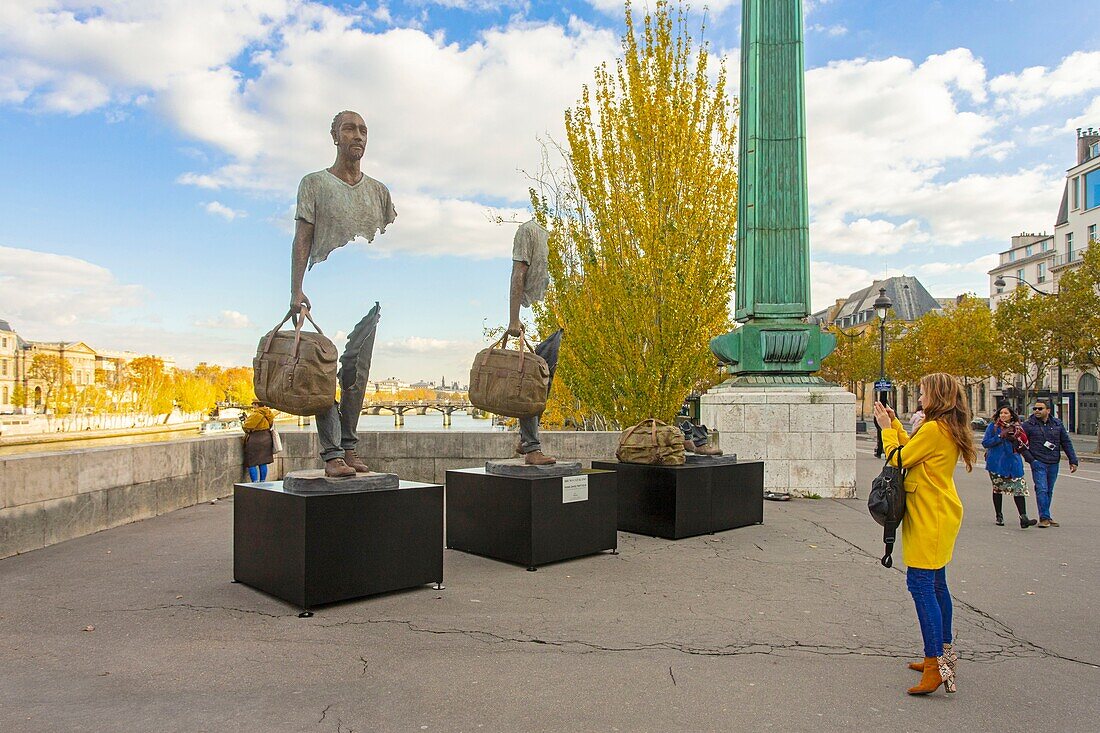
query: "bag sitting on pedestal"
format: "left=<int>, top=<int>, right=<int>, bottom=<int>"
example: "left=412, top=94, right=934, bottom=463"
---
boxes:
left=468, top=331, right=549, bottom=419
left=616, top=419, right=686, bottom=465
left=253, top=308, right=338, bottom=417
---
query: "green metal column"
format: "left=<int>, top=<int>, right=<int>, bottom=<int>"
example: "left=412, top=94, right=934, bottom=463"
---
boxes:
left=710, top=0, right=835, bottom=383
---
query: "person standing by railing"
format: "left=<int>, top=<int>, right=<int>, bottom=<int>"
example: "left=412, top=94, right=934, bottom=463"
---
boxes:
left=242, top=401, right=275, bottom=482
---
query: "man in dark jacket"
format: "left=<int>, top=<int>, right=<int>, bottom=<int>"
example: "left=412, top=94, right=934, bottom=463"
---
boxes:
left=1021, top=400, right=1079, bottom=527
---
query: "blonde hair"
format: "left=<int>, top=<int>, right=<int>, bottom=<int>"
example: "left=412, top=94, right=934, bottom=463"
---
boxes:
left=919, top=372, right=976, bottom=471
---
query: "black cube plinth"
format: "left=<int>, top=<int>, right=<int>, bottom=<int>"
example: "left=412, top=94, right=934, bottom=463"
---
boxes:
left=445, top=468, right=617, bottom=569
left=233, top=480, right=443, bottom=609
left=592, top=460, right=764, bottom=539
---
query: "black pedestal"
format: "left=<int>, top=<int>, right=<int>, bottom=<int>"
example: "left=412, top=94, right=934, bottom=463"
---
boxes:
left=592, top=460, right=764, bottom=539
left=233, top=480, right=443, bottom=609
left=445, top=468, right=617, bottom=569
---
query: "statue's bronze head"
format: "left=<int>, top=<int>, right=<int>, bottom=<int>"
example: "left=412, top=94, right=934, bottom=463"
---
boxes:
left=330, top=110, right=367, bottom=161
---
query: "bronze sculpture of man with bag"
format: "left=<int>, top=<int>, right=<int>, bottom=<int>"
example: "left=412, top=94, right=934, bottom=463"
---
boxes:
left=505, top=219, right=562, bottom=466
left=284, top=110, right=396, bottom=478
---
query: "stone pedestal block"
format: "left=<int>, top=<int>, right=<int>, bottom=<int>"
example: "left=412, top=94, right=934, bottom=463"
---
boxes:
left=701, top=384, right=856, bottom=498
left=233, top=480, right=443, bottom=610
left=593, top=460, right=763, bottom=539
left=445, top=468, right=617, bottom=570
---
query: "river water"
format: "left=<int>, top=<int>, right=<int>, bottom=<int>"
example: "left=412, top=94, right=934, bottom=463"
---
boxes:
left=0, top=412, right=500, bottom=456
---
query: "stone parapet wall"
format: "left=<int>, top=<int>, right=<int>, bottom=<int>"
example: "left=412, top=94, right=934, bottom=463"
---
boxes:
left=0, top=430, right=622, bottom=559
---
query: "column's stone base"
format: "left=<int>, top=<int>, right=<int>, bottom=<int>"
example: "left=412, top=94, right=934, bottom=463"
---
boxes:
left=700, top=383, right=856, bottom=499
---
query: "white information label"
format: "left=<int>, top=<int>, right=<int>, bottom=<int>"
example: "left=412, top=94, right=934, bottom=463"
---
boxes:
left=562, top=474, right=589, bottom=503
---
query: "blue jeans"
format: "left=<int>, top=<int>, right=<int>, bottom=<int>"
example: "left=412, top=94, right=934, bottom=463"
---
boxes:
left=907, top=567, right=953, bottom=658
left=519, top=330, right=563, bottom=455
left=1030, top=461, right=1060, bottom=520
left=247, top=464, right=268, bottom=482
left=317, top=304, right=380, bottom=462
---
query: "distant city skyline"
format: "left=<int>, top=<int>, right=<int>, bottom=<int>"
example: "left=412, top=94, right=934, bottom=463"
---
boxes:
left=1, top=1, right=1098, bottom=373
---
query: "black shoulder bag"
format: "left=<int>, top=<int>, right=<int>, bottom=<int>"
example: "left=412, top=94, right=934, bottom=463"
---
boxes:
left=867, top=446, right=906, bottom=568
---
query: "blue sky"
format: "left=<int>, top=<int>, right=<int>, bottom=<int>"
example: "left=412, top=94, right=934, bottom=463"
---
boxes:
left=1, top=0, right=1098, bottom=379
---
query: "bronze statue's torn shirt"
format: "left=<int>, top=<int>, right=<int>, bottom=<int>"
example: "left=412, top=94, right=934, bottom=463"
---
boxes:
left=295, top=170, right=397, bottom=269
left=512, top=219, right=550, bottom=307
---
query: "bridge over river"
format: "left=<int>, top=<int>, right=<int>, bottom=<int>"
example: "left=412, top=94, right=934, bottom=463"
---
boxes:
left=361, top=401, right=486, bottom=426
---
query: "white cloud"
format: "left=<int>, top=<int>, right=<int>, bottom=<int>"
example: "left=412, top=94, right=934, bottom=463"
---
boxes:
left=990, top=51, right=1100, bottom=114
left=0, top=245, right=145, bottom=333
left=809, top=261, right=874, bottom=312
left=809, top=24, right=847, bottom=37
left=806, top=49, right=1063, bottom=254
left=203, top=201, right=247, bottom=220
left=587, top=0, right=739, bottom=13
left=195, top=310, right=254, bottom=329
left=914, top=254, right=999, bottom=277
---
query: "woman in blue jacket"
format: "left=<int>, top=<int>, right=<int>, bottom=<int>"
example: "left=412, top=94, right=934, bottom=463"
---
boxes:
left=982, top=406, right=1037, bottom=528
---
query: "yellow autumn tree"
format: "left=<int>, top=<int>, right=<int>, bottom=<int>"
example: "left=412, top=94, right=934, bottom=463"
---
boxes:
left=530, top=0, right=738, bottom=426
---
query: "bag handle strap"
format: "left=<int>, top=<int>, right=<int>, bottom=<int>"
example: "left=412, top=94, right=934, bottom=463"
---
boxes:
left=881, top=523, right=898, bottom=568
left=483, top=327, right=537, bottom=369
left=263, top=307, right=324, bottom=358
left=880, top=445, right=903, bottom=568
left=885, top=445, right=903, bottom=471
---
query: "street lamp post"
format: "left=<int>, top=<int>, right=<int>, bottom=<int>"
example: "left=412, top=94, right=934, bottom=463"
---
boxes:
left=873, top=287, right=893, bottom=457
left=994, top=275, right=1062, bottom=420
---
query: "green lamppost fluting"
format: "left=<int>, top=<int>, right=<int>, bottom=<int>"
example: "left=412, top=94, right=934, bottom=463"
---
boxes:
left=709, top=0, right=836, bottom=383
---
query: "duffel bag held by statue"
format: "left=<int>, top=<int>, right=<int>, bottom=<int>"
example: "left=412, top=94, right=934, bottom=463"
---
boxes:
left=468, top=330, right=549, bottom=419
left=253, top=307, right=338, bottom=416
left=616, top=418, right=686, bottom=465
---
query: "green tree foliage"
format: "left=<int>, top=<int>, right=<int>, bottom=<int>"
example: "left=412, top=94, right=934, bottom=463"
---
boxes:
left=174, top=370, right=221, bottom=415
left=531, top=0, right=738, bottom=425
left=819, top=326, right=879, bottom=417
left=124, top=356, right=175, bottom=416
left=890, top=296, right=1003, bottom=408
left=28, top=353, right=71, bottom=413
left=11, top=383, right=26, bottom=409
left=1049, top=243, right=1100, bottom=450
left=993, top=287, right=1057, bottom=408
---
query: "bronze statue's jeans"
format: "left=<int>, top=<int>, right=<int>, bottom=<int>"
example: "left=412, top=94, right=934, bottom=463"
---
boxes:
left=317, top=303, right=380, bottom=462
left=519, top=329, right=563, bottom=455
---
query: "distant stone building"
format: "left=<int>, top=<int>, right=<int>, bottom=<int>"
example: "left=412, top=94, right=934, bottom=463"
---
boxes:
left=0, top=318, right=177, bottom=414
left=0, top=320, right=24, bottom=411
left=812, top=275, right=946, bottom=417
left=986, top=127, right=1100, bottom=434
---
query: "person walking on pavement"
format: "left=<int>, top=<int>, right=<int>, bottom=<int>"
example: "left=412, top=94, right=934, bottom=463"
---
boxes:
left=982, top=406, right=1037, bottom=528
left=874, top=373, right=976, bottom=696
left=1021, top=399, right=1079, bottom=527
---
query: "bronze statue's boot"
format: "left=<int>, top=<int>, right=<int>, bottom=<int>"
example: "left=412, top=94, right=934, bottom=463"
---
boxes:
left=907, top=656, right=953, bottom=695
left=324, top=458, right=356, bottom=478
left=343, top=449, right=370, bottom=473
left=682, top=439, right=696, bottom=453
left=694, top=443, right=723, bottom=456
left=524, top=450, right=557, bottom=466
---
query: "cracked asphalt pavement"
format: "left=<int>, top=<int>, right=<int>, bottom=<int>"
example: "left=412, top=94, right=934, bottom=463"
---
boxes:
left=1, top=449, right=1098, bottom=732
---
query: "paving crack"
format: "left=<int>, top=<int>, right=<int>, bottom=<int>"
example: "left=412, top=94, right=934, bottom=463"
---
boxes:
left=804, top=516, right=1100, bottom=669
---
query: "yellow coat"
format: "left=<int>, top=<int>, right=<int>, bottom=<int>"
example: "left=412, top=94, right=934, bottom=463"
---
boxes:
left=881, top=418, right=964, bottom=570
left=242, top=406, right=274, bottom=433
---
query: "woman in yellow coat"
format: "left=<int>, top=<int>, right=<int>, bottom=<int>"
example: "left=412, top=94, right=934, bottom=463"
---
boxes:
left=873, top=373, right=976, bottom=696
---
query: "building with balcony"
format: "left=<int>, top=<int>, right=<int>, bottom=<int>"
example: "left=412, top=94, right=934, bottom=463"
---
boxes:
left=986, top=128, right=1100, bottom=435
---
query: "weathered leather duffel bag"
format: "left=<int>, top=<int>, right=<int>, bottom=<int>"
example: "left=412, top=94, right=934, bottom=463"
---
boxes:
left=253, top=308, right=338, bottom=416
left=468, top=331, right=549, bottom=418
left=616, top=418, right=686, bottom=465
